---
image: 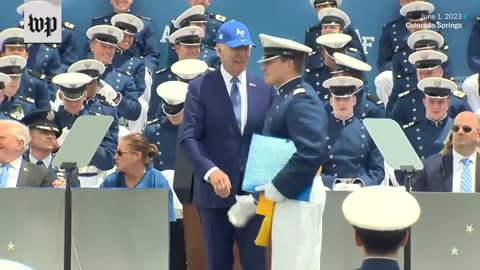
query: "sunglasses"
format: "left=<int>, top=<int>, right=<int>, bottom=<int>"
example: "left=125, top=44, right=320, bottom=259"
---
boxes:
left=451, top=125, right=476, bottom=133
left=116, top=150, right=134, bottom=156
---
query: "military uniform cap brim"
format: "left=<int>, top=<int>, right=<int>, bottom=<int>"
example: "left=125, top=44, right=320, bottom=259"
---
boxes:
left=86, top=25, right=124, bottom=46
left=342, top=186, right=421, bottom=231
left=323, top=76, right=363, bottom=96
left=168, top=26, right=205, bottom=44
left=407, top=30, right=444, bottom=50
left=0, top=55, right=27, bottom=76
left=317, top=8, right=351, bottom=28
left=408, top=50, right=447, bottom=68
left=111, top=13, right=144, bottom=34
left=52, top=72, right=92, bottom=100
left=315, top=33, right=351, bottom=48
left=0, top=28, right=25, bottom=48
left=309, top=0, right=342, bottom=8
left=399, top=2, right=435, bottom=17
left=16, top=0, right=52, bottom=14
left=68, top=59, right=106, bottom=79
left=333, top=52, right=371, bottom=72
left=21, top=109, right=62, bottom=137
left=171, top=59, right=208, bottom=80
left=174, top=5, right=207, bottom=28
left=258, top=33, right=312, bottom=63
left=417, top=77, right=457, bottom=98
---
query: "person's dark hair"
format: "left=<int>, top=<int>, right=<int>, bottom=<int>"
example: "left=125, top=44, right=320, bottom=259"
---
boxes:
left=354, top=227, right=408, bottom=255
left=122, top=133, right=158, bottom=164
left=280, top=55, right=305, bottom=74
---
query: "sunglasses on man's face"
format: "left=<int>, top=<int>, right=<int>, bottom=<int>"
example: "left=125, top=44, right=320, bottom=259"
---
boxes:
left=451, top=125, right=476, bottom=133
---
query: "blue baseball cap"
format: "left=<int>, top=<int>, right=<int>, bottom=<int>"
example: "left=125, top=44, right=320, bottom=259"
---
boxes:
left=215, top=20, right=255, bottom=48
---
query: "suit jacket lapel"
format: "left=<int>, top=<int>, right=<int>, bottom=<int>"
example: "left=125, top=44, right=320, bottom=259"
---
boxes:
left=443, top=153, right=453, bottom=192
left=215, top=71, right=242, bottom=135
left=17, top=160, right=29, bottom=187
left=244, top=73, right=257, bottom=135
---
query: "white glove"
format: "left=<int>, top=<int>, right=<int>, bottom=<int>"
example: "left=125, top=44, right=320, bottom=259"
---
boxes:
left=98, top=79, right=119, bottom=103
left=56, top=128, right=70, bottom=146
left=255, top=183, right=286, bottom=203
left=228, top=195, right=257, bottom=228
left=332, top=183, right=362, bottom=191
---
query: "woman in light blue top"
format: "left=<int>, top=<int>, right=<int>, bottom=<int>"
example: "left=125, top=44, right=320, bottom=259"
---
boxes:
left=101, top=133, right=175, bottom=221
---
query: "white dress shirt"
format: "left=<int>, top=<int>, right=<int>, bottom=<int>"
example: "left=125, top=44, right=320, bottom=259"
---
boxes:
left=452, top=150, right=477, bottom=192
left=29, top=153, right=53, bottom=168
left=5, top=156, right=23, bottom=188
left=204, top=66, right=249, bottom=182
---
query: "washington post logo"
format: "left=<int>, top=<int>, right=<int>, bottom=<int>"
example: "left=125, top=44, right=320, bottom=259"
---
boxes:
left=23, top=0, right=62, bottom=43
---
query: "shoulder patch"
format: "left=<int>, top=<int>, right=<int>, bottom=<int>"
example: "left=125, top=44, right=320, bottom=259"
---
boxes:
left=146, top=118, right=160, bottom=125
left=99, top=99, right=116, bottom=107
left=115, top=68, right=132, bottom=77
left=453, top=90, right=466, bottom=99
left=402, top=120, right=420, bottom=129
left=366, top=94, right=384, bottom=106
left=63, top=21, right=74, bottom=29
left=293, top=88, right=306, bottom=96
left=28, top=69, right=46, bottom=80
left=88, top=110, right=103, bottom=116
left=398, top=90, right=411, bottom=98
left=155, top=67, right=168, bottom=75
left=209, top=13, right=227, bottom=23
left=19, top=96, right=35, bottom=104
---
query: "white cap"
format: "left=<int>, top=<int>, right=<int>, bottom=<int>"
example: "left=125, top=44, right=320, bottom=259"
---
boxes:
left=309, top=0, right=342, bottom=8
left=174, top=5, right=207, bottom=29
left=333, top=52, right=371, bottom=72
left=52, top=72, right=92, bottom=100
left=400, top=2, right=434, bottom=19
left=0, top=56, right=27, bottom=76
left=418, top=77, right=457, bottom=98
left=316, top=33, right=351, bottom=48
left=157, top=81, right=189, bottom=116
left=342, top=186, right=421, bottom=231
left=86, top=25, right=124, bottom=45
left=0, top=28, right=25, bottom=48
left=111, top=13, right=144, bottom=34
left=0, top=73, right=12, bottom=89
left=16, top=0, right=55, bottom=14
left=68, top=59, right=106, bottom=79
left=318, top=8, right=350, bottom=28
left=408, top=50, right=447, bottom=70
left=258, top=33, right=312, bottom=63
left=171, top=59, right=208, bottom=81
left=407, top=30, right=444, bottom=51
left=323, top=76, right=363, bottom=96
left=168, top=26, right=205, bottom=45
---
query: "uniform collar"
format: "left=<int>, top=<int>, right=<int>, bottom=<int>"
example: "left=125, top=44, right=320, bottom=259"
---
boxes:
left=333, top=113, right=354, bottom=125
left=426, top=114, right=448, bottom=127
left=277, top=76, right=303, bottom=95
left=361, top=257, right=400, bottom=270
left=29, top=153, right=52, bottom=168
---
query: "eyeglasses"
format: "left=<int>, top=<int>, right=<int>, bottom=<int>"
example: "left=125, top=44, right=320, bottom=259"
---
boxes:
left=451, top=125, right=476, bottom=133
left=116, top=150, right=134, bottom=157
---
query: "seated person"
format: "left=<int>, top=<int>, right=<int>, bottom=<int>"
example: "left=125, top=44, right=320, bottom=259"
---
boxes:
left=101, top=133, right=175, bottom=222
left=321, top=76, right=384, bottom=190
left=0, top=119, right=52, bottom=187
left=342, top=185, right=421, bottom=270
left=414, top=111, right=480, bottom=192
left=467, top=16, right=480, bottom=73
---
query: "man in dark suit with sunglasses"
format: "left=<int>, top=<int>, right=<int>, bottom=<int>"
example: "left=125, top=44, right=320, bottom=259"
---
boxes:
left=414, top=111, right=480, bottom=192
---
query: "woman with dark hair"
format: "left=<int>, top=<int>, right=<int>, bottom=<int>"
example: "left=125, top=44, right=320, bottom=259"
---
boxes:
left=101, top=133, right=175, bottom=221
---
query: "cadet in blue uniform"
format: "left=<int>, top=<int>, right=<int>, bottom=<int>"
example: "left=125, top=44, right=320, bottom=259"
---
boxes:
left=467, top=16, right=480, bottom=73
left=0, top=28, right=51, bottom=109
left=86, top=25, right=142, bottom=122
left=388, top=28, right=453, bottom=115
left=149, top=26, right=206, bottom=120
left=331, top=52, right=385, bottom=119
left=391, top=50, right=470, bottom=125
left=89, top=0, right=160, bottom=75
left=53, top=72, right=117, bottom=186
left=167, top=5, right=221, bottom=69
left=258, top=33, right=328, bottom=270
left=111, top=13, right=147, bottom=101
left=304, top=32, right=352, bottom=103
left=0, top=56, right=37, bottom=120
left=402, top=77, right=456, bottom=161
left=343, top=186, right=421, bottom=270
left=304, top=0, right=365, bottom=62
left=321, top=76, right=384, bottom=189
left=21, top=109, right=81, bottom=187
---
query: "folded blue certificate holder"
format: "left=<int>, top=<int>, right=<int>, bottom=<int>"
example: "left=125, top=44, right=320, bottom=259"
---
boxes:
left=242, top=133, right=312, bottom=201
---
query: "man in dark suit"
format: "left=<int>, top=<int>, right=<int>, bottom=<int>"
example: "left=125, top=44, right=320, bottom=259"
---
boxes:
left=0, top=120, right=52, bottom=187
left=343, top=185, right=421, bottom=270
left=414, top=111, right=480, bottom=192
left=181, top=20, right=275, bottom=270
left=21, top=110, right=80, bottom=188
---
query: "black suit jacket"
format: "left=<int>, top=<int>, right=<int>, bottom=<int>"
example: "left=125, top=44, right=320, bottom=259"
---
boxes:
left=17, top=159, right=53, bottom=187
left=413, top=152, right=480, bottom=192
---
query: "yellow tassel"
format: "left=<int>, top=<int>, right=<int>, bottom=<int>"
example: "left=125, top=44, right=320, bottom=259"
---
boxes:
left=254, top=194, right=276, bottom=247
